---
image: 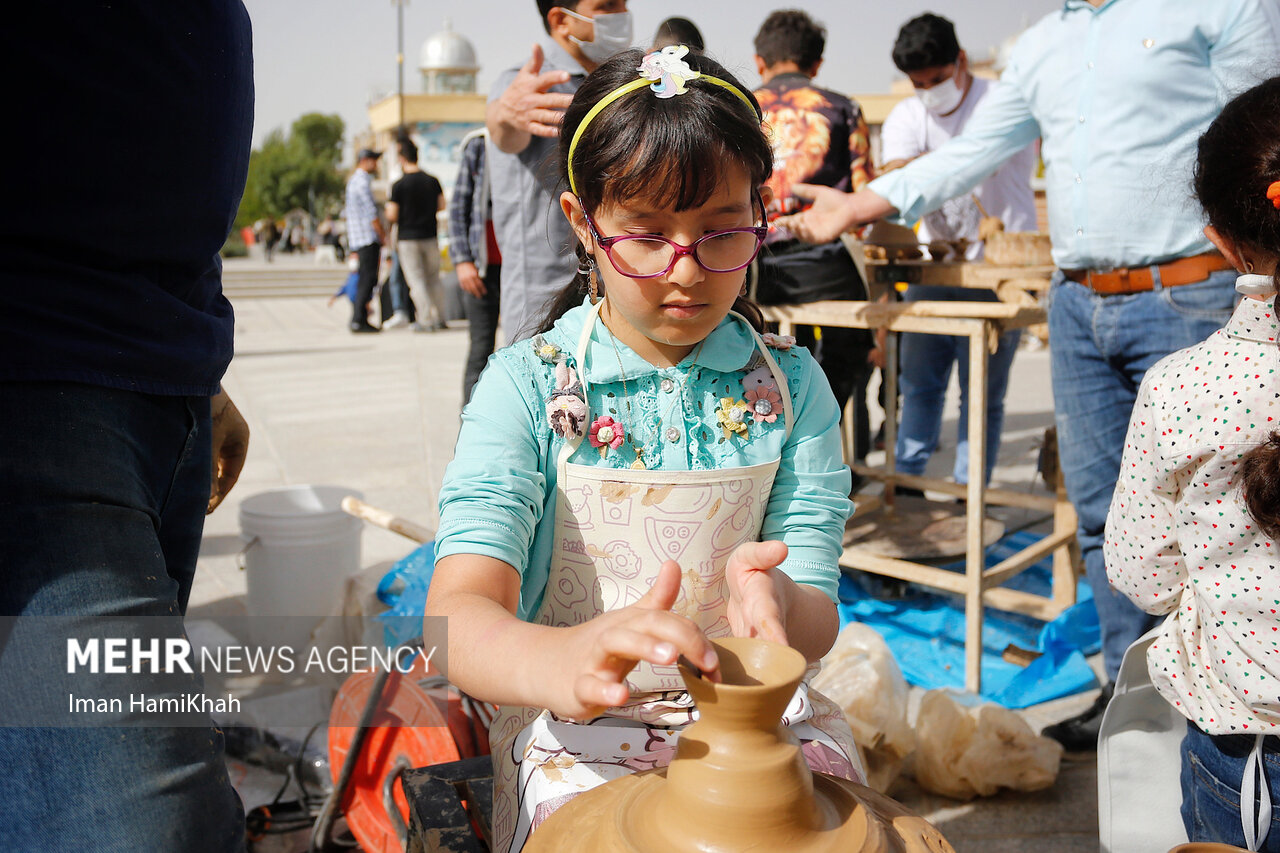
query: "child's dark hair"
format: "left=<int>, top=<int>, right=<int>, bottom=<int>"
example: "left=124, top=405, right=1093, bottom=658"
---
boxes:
left=1195, top=76, right=1280, bottom=540
left=753, top=10, right=825, bottom=71
left=891, top=13, right=961, bottom=74
left=536, top=49, right=772, bottom=333
left=1194, top=76, right=1280, bottom=287
left=1242, top=431, right=1280, bottom=539
left=654, top=16, right=704, bottom=52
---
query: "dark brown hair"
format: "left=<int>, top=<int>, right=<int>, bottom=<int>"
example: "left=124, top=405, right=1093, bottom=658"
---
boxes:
left=536, top=0, right=577, bottom=35
left=536, top=48, right=772, bottom=333
left=1241, top=431, right=1280, bottom=539
left=1195, top=76, right=1280, bottom=539
left=754, top=10, right=826, bottom=71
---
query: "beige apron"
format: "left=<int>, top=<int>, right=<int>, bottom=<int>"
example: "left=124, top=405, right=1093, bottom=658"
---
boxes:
left=488, top=302, right=864, bottom=852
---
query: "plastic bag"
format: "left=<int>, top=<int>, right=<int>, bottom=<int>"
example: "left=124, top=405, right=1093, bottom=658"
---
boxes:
left=374, top=541, right=436, bottom=646
left=813, top=622, right=916, bottom=792
left=912, top=689, right=1063, bottom=800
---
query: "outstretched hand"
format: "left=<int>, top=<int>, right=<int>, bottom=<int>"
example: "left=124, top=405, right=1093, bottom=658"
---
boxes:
left=552, top=560, right=719, bottom=720
left=725, top=540, right=791, bottom=645
left=494, top=44, right=574, bottom=141
left=776, top=184, right=894, bottom=245
left=775, top=184, right=858, bottom=244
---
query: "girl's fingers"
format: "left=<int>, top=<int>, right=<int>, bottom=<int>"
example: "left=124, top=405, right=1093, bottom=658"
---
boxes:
left=634, top=559, right=684, bottom=613
left=603, top=611, right=717, bottom=675
left=757, top=614, right=788, bottom=646
left=726, top=540, right=788, bottom=575
left=595, top=627, right=678, bottom=674
left=573, top=673, right=629, bottom=714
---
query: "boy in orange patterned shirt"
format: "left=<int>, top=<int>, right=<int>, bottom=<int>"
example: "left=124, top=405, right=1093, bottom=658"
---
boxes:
left=752, top=9, right=876, bottom=465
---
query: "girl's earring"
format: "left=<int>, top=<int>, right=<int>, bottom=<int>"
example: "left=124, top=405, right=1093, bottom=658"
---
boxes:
left=577, top=256, right=598, bottom=302
left=588, top=258, right=600, bottom=304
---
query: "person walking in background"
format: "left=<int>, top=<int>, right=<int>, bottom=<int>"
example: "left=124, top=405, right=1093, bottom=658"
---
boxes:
left=487, top=0, right=631, bottom=341
left=255, top=216, right=279, bottom=262
left=344, top=147, right=385, bottom=334
left=752, top=9, right=876, bottom=467
left=0, top=2, right=252, bottom=849
left=652, top=15, right=703, bottom=51
left=781, top=0, right=1280, bottom=750
left=449, top=131, right=502, bottom=405
left=1105, top=77, right=1280, bottom=848
left=386, top=137, right=447, bottom=332
left=880, top=13, right=1037, bottom=490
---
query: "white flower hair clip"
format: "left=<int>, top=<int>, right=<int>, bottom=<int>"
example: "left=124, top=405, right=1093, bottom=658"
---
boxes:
left=637, top=45, right=701, bottom=99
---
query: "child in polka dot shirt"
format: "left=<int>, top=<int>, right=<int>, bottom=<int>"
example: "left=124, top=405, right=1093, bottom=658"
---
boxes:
left=1105, top=77, right=1280, bottom=849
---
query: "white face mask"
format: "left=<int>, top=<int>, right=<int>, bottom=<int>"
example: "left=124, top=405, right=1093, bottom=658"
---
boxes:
left=561, top=8, right=633, bottom=63
left=917, top=75, right=965, bottom=116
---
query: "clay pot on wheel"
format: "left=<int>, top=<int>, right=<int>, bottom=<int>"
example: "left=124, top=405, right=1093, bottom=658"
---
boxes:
left=525, top=637, right=955, bottom=853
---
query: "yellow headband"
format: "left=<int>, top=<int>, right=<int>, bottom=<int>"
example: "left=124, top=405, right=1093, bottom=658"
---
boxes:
left=566, top=45, right=759, bottom=195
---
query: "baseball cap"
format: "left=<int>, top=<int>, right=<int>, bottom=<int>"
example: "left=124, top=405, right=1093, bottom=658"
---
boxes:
left=357, top=148, right=381, bottom=160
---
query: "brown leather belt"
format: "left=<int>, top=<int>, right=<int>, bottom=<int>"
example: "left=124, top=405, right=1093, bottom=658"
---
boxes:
left=1062, top=252, right=1231, bottom=295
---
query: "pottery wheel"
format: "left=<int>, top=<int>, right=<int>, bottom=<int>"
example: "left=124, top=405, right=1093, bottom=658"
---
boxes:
left=844, top=495, right=1005, bottom=560
left=529, top=767, right=955, bottom=853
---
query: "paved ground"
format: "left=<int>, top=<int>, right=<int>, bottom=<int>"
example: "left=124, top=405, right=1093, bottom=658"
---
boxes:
left=199, top=257, right=1102, bottom=851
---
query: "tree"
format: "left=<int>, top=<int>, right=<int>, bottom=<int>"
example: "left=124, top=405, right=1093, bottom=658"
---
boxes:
left=235, top=113, right=346, bottom=229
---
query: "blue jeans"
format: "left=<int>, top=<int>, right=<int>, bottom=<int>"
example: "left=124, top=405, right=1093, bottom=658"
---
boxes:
left=1047, top=269, right=1235, bottom=680
left=1181, top=725, right=1280, bottom=849
left=896, top=286, right=1020, bottom=484
left=0, top=383, right=245, bottom=852
left=388, top=250, right=409, bottom=314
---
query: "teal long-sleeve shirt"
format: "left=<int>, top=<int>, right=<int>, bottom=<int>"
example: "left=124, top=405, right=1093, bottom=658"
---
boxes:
left=435, top=299, right=853, bottom=620
left=869, top=0, right=1280, bottom=271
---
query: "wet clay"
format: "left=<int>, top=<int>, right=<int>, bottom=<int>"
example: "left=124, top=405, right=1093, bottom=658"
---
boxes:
left=525, top=637, right=956, bottom=853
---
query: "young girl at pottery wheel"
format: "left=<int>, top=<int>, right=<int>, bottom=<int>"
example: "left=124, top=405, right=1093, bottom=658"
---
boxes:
left=425, top=46, right=866, bottom=852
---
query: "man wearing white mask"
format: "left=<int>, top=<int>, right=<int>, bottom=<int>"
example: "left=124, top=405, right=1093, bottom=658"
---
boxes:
left=486, top=0, right=632, bottom=341
left=877, top=13, right=1037, bottom=493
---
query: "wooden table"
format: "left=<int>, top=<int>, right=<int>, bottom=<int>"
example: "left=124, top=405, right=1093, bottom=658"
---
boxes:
left=762, top=261, right=1078, bottom=693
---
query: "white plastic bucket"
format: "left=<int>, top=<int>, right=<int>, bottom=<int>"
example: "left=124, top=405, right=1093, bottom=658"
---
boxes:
left=238, top=485, right=364, bottom=650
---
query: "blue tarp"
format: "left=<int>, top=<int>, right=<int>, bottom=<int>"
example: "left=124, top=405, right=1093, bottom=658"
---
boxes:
left=836, top=529, right=1101, bottom=709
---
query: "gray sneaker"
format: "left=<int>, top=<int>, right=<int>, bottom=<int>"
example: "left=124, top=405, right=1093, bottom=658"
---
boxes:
left=383, top=310, right=411, bottom=329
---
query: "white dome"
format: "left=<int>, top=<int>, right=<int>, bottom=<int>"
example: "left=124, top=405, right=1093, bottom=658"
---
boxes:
left=419, top=23, right=478, bottom=72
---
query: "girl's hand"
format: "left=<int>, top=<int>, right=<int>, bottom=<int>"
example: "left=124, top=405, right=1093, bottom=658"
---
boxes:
left=552, top=560, right=718, bottom=720
left=724, top=540, right=791, bottom=646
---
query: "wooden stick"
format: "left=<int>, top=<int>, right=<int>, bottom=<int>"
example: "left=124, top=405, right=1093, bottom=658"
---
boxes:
left=340, top=496, right=434, bottom=544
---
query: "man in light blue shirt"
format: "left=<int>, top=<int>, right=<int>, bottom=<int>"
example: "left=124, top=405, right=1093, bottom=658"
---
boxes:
left=783, top=0, right=1280, bottom=749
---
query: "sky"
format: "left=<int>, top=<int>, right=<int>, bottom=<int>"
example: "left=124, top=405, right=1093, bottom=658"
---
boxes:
left=242, top=0, right=1061, bottom=153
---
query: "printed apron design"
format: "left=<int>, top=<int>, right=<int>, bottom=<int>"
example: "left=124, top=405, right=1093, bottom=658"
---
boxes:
left=488, top=302, right=864, bottom=852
